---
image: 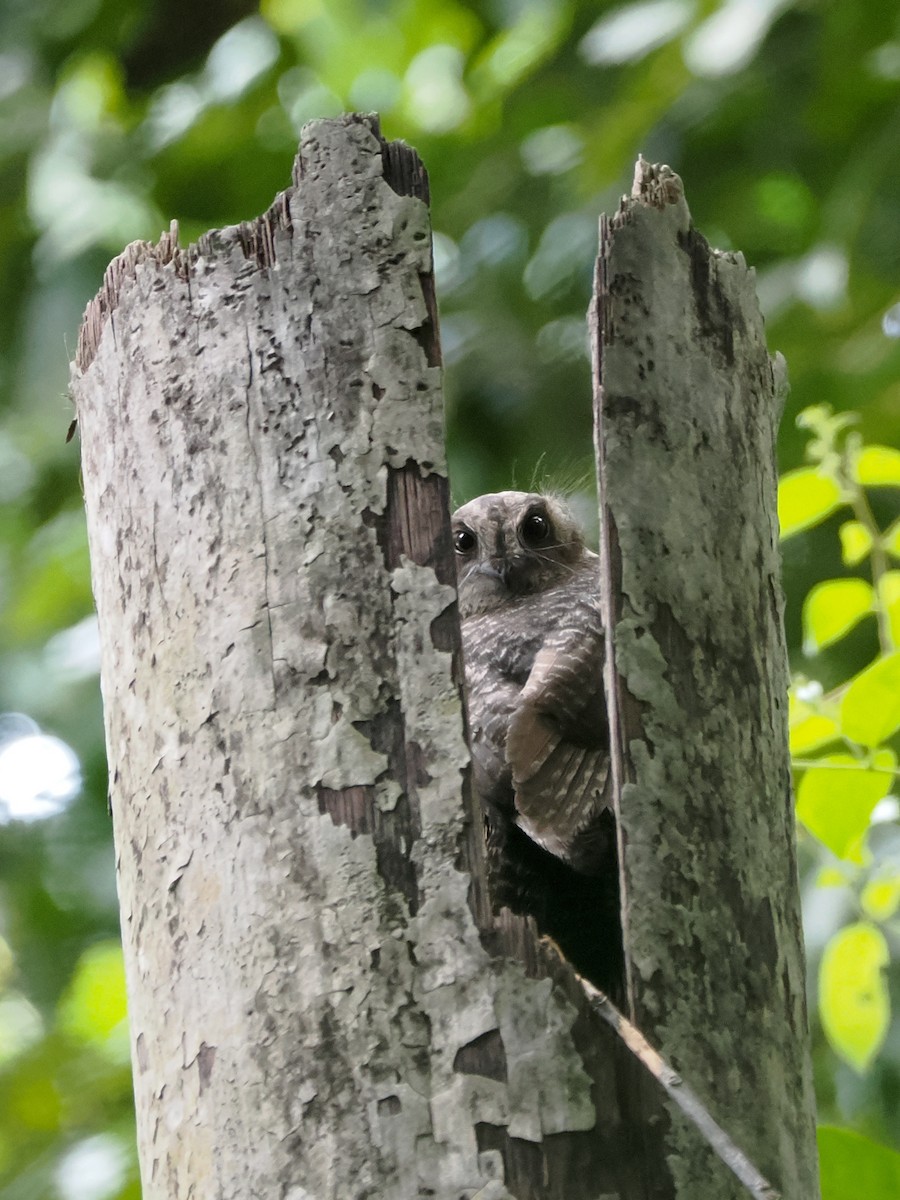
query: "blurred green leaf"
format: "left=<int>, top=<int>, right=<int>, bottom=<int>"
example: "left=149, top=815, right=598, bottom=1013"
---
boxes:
left=0, top=936, right=13, bottom=990
left=841, top=653, right=900, bottom=747
left=838, top=519, right=872, bottom=566
left=754, top=172, right=815, bottom=236
left=817, top=865, right=851, bottom=888
left=819, top=922, right=889, bottom=1072
left=802, top=578, right=873, bottom=653
left=853, top=446, right=900, bottom=488
left=778, top=469, right=843, bottom=539
left=796, top=751, right=895, bottom=862
left=789, top=690, right=840, bottom=755
left=818, top=1127, right=900, bottom=1200
left=3, top=511, right=93, bottom=645
left=795, top=406, right=858, bottom=468
left=0, top=995, right=44, bottom=1065
left=57, top=941, right=129, bottom=1054
left=470, top=2, right=568, bottom=98
left=861, top=877, right=900, bottom=922
left=790, top=711, right=840, bottom=755
left=0, top=0, right=898, bottom=1178
left=6, top=1070, right=62, bottom=1132
left=878, top=571, right=900, bottom=648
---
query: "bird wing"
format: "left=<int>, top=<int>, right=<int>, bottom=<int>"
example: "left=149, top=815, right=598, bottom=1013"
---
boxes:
left=505, top=597, right=611, bottom=872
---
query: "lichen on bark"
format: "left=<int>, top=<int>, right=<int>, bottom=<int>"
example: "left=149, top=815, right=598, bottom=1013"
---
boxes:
left=73, top=114, right=607, bottom=1200
left=593, top=159, right=820, bottom=1200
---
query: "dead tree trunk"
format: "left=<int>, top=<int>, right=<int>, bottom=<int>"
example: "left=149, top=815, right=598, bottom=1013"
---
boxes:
left=72, top=115, right=817, bottom=1199
left=71, top=114, right=650, bottom=1200
left=592, top=159, right=820, bottom=1199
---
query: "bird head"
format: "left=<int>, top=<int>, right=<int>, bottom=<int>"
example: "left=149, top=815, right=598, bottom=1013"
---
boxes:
left=451, top=491, right=589, bottom=617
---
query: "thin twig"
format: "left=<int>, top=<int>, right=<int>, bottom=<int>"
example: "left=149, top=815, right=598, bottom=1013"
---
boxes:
left=849, top=482, right=895, bottom=656
left=583, top=981, right=782, bottom=1200
left=792, top=758, right=899, bottom=777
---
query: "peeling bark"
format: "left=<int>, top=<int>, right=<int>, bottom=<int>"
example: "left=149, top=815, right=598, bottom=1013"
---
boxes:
left=74, top=118, right=817, bottom=1200
left=73, top=115, right=657, bottom=1200
left=592, top=159, right=820, bottom=1199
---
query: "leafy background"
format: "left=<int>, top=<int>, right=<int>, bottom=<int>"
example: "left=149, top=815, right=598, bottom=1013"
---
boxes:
left=1, top=0, right=899, bottom=1196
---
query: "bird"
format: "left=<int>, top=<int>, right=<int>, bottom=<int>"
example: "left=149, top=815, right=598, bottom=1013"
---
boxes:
left=452, top=490, right=623, bottom=995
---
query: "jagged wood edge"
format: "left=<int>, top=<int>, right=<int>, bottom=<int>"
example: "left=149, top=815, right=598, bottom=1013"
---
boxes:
left=590, top=156, right=789, bottom=1200
left=73, top=113, right=431, bottom=378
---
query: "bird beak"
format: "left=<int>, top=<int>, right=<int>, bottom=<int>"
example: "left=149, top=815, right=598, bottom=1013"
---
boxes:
left=473, top=562, right=506, bottom=585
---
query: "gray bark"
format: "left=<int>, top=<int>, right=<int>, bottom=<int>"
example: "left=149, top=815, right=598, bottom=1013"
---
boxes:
left=592, top=159, right=820, bottom=1199
left=72, top=116, right=819, bottom=1200
left=72, top=114, right=645, bottom=1200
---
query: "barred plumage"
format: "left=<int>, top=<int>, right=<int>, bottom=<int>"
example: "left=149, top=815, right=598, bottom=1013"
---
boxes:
left=452, top=491, right=622, bottom=993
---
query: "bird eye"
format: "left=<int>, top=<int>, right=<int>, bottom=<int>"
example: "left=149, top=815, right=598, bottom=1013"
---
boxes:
left=520, top=512, right=551, bottom=546
left=453, top=527, right=476, bottom=554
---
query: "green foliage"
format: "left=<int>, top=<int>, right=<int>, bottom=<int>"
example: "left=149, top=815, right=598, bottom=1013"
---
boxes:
left=779, top=469, right=844, bottom=539
left=796, top=752, right=894, bottom=863
left=0, top=0, right=899, bottom=1193
left=818, top=922, right=889, bottom=1072
left=0, top=936, right=138, bottom=1197
left=842, top=654, right=900, bottom=747
left=802, top=579, right=874, bottom=654
left=818, top=1126, right=900, bottom=1200
left=57, top=940, right=129, bottom=1051
left=787, top=408, right=900, bottom=1161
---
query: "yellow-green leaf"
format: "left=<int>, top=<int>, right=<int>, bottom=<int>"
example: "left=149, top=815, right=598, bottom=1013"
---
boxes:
left=861, top=877, right=900, bottom=921
left=7, top=1073, right=61, bottom=1132
left=796, top=751, right=895, bottom=861
left=841, top=652, right=900, bottom=746
left=790, top=713, right=840, bottom=754
left=877, top=571, right=900, bottom=648
left=802, top=578, right=873, bottom=653
left=777, top=468, right=843, bottom=538
left=0, top=935, right=13, bottom=990
left=838, top=519, right=872, bottom=566
left=819, top=922, right=889, bottom=1072
left=817, top=866, right=851, bottom=888
left=818, top=1126, right=900, bottom=1200
left=789, top=689, right=840, bottom=753
left=854, top=445, right=900, bottom=488
left=885, top=519, right=900, bottom=560
left=57, top=940, right=129, bottom=1054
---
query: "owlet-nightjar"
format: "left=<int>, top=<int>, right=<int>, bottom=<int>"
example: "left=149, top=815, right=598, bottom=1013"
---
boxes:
left=452, top=491, right=622, bottom=993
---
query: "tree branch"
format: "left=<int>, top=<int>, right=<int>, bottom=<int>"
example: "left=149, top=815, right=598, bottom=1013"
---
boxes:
left=584, top=982, right=781, bottom=1200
